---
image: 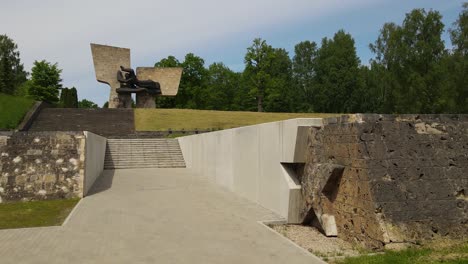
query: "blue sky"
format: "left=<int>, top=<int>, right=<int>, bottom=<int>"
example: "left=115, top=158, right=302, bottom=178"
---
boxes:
left=0, top=0, right=464, bottom=106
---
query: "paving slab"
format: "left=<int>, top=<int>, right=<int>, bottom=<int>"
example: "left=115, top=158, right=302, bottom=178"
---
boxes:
left=0, top=168, right=324, bottom=264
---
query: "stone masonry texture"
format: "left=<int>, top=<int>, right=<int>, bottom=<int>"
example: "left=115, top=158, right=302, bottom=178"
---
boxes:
left=0, top=131, right=85, bottom=202
left=301, top=114, right=468, bottom=249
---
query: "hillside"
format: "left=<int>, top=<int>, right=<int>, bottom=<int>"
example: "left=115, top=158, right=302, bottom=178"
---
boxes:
left=135, top=109, right=339, bottom=131
left=0, top=93, right=34, bottom=130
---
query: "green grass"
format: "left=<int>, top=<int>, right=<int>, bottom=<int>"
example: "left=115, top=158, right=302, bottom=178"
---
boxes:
left=0, top=93, right=35, bottom=130
left=0, top=198, right=80, bottom=229
left=135, top=108, right=340, bottom=131
left=338, top=241, right=468, bottom=264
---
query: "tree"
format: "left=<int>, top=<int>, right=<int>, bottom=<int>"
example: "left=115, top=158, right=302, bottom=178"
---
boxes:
left=154, top=54, right=209, bottom=109
left=102, top=101, right=109, bottom=108
left=155, top=56, right=181, bottom=68
left=0, top=35, right=27, bottom=94
left=78, top=99, right=98, bottom=108
left=244, top=39, right=294, bottom=112
left=154, top=56, right=182, bottom=108
left=448, top=3, right=468, bottom=113
left=59, top=88, right=69, bottom=107
left=370, top=9, right=447, bottom=113
left=263, top=48, right=293, bottom=112
left=314, top=30, right=361, bottom=113
left=292, top=41, right=318, bottom=112
left=204, top=62, right=240, bottom=110
left=450, top=3, right=468, bottom=56
left=69, top=87, right=78, bottom=108
left=59, top=87, right=78, bottom=107
left=28, top=60, right=62, bottom=103
left=180, top=53, right=208, bottom=109
left=244, top=38, right=273, bottom=112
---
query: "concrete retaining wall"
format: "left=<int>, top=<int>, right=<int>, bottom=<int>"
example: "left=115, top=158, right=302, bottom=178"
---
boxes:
left=178, top=118, right=323, bottom=222
left=84, top=132, right=106, bottom=196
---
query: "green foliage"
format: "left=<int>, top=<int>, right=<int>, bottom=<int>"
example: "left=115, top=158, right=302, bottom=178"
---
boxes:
left=78, top=99, right=98, bottom=108
left=154, top=56, right=181, bottom=108
left=450, top=3, right=468, bottom=55
left=14, top=79, right=31, bottom=97
left=339, top=242, right=468, bottom=264
left=69, top=87, right=78, bottom=108
left=179, top=53, right=208, bottom=109
left=313, top=30, right=362, bottom=113
left=147, top=4, right=467, bottom=114
left=59, top=88, right=69, bottom=107
left=28, top=60, right=62, bottom=104
left=264, top=48, right=293, bottom=112
left=155, top=55, right=181, bottom=67
left=59, top=87, right=78, bottom=108
left=154, top=54, right=210, bottom=109
left=292, top=41, right=318, bottom=112
left=102, top=101, right=109, bottom=108
left=204, top=62, right=240, bottom=110
left=370, top=9, right=448, bottom=113
left=0, top=93, right=34, bottom=129
left=244, top=38, right=273, bottom=112
left=0, top=198, right=79, bottom=229
left=243, top=38, right=293, bottom=112
left=0, top=35, right=27, bottom=95
left=448, top=3, right=468, bottom=113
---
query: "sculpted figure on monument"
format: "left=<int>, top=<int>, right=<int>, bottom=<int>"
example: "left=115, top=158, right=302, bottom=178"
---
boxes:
left=117, top=66, right=161, bottom=95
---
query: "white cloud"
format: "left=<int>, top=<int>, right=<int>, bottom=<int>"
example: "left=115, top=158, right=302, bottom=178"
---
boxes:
left=0, top=0, right=377, bottom=105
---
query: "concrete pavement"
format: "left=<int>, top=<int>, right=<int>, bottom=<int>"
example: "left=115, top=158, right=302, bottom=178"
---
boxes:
left=0, top=168, right=324, bottom=263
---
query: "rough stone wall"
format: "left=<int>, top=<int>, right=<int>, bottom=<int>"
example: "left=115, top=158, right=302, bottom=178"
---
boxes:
left=301, top=114, right=468, bottom=249
left=0, top=132, right=85, bottom=202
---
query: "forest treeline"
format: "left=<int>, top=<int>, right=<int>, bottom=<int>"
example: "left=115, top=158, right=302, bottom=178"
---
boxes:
left=1, top=5, right=466, bottom=113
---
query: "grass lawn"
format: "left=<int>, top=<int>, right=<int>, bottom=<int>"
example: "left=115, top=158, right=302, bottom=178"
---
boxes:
left=337, top=241, right=468, bottom=264
left=0, top=93, right=35, bottom=130
left=0, top=198, right=80, bottom=229
left=135, top=108, right=340, bottom=131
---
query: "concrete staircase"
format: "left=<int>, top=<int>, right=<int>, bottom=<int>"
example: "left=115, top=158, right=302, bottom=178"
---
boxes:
left=104, top=138, right=186, bottom=169
left=28, top=108, right=135, bottom=137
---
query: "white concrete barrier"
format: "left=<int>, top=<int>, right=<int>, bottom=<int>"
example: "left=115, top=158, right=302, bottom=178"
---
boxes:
left=83, top=131, right=107, bottom=196
left=178, top=118, right=323, bottom=222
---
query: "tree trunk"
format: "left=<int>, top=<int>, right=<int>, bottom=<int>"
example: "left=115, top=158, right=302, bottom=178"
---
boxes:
left=257, top=95, right=263, bottom=112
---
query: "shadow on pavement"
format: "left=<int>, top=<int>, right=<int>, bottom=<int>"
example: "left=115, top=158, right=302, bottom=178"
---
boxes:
left=86, top=170, right=115, bottom=196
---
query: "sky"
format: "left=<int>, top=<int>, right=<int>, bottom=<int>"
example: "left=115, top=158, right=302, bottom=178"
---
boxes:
left=0, top=0, right=464, bottom=106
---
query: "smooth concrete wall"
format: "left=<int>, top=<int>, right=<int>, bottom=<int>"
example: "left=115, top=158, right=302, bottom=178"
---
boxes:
left=178, top=118, right=323, bottom=222
left=84, top=131, right=107, bottom=196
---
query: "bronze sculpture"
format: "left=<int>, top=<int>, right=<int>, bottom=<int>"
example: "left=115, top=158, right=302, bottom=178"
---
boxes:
left=90, top=43, right=182, bottom=108
left=117, top=66, right=161, bottom=95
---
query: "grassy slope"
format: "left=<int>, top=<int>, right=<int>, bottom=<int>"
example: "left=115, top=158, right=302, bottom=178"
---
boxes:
left=135, top=109, right=340, bottom=131
left=338, top=241, right=468, bottom=264
left=0, top=199, right=80, bottom=229
left=0, top=93, right=35, bottom=130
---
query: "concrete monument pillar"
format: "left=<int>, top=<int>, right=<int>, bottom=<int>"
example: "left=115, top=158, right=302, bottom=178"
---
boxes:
left=136, top=92, right=156, bottom=108
left=90, top=44, right=131, bottom=108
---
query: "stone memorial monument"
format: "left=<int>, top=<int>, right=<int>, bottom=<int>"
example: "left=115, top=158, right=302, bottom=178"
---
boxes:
left=90, top=43, right=182, bottom=108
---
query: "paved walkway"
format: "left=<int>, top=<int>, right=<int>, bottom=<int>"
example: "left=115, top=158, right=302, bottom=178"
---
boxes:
left=0, top=169, right=324, bottom=263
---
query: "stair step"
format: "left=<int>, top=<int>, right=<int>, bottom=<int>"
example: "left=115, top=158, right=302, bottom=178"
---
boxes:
left=104, top=138, right=186, bottom=169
